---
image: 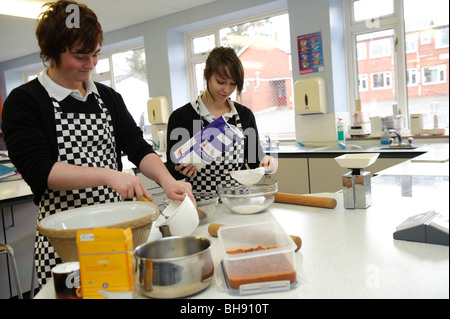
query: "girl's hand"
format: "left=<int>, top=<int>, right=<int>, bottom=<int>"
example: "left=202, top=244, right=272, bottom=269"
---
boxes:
left=174, top=163, right=198, bottom=178
left=259, top=155, right=278, bottom=173
left=105, top=169, right=153, bottom=200
left=161, top=179, right=195, bottom=203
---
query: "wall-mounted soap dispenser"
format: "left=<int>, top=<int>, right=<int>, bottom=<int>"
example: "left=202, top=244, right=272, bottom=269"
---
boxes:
left=147, top=96, right=170, bottom=151
left=147, top=96, right=169, bottom=124
left=294, top=76, right=327, bottom=114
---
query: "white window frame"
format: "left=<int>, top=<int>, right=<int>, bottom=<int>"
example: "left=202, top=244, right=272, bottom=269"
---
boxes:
left=371, top=71, right=392, bottom=90
left=405, top=32, right=418, bottom=53
left=422, top=64, right=447, bottom=85
left=184, top=9, right=288, bottom=102
left=420, top=31, right=431, bottom=45
left=344, top=0, right=408, bottom=122
left=358, top=74, right=368, bottom=91
left=185, top=30, right=221, bottom=100
left=356, top=42, right=367, bottom=60
left=93, top=55, right=114, bottom=87
left=406, top=68, right=419, bottom=86
left=435, top=27, right=449, bottom=49
left=92, top=44, right=145, bottom=88
left=370, top=37, right=393, bottom=58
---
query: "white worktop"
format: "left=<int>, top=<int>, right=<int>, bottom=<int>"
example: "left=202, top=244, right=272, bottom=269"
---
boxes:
left=35, top=172, right=449, bottom=299
left=199, top=188, right=448, bottom=299
left=3, top=143, right=446, bottom=299
left=376, top=143, right=448, bottom=176
left=0, top=179, right=33, bottom=202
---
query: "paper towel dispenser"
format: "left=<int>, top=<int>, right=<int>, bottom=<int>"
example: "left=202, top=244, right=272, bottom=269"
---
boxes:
left=294, top=76, right=327, bottom=114
left=147, top=96, right=169, bottom=123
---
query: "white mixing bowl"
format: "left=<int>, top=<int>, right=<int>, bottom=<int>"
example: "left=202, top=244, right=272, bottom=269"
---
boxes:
left=154, top=194, right=199, bottom=236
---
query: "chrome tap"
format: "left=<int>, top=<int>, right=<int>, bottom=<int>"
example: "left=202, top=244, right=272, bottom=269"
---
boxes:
left=262, top=135, right=279, bottom=150
left=389, top=129, right=402, bottom=145
left=388, top=130, right=415, bottom=148
left=265, top=135, right=271, bottom=149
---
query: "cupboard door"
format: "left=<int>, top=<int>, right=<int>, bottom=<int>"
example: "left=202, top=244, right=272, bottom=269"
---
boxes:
left=309, top=158, right=409, bottom=193
left=1, top=202, right=38, bottom=298
left=271, top=158, right=310, bottom=194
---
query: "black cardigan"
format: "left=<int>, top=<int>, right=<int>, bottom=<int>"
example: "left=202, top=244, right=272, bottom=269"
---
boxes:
left=165, top=101, right=266, bottom=180
left=1, top=78, right=155, bottom=204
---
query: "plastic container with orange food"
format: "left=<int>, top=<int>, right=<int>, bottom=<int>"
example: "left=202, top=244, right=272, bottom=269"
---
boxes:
left=217, top=221, right=297, bottom=295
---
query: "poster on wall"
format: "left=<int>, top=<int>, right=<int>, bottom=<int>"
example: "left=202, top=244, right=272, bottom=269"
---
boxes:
left=297, top=31, right=324, bottom=74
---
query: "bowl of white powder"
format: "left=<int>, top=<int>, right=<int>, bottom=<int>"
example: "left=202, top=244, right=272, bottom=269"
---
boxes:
left=216, top=180, right=278, bottom=215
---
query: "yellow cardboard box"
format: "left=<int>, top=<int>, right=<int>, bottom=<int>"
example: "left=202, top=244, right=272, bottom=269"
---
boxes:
left=76, top=227, right=136, bottom=299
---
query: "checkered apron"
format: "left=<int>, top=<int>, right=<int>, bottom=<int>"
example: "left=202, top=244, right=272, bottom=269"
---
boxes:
left=188, top=100, right=245, bottom=193
left=34, top=93, right=121, bottom=286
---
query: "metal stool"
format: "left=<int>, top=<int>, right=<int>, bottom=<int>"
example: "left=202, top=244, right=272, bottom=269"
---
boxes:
left=0, top=243, right=23, bottom=299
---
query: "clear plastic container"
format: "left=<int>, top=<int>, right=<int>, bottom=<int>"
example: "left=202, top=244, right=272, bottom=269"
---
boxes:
left=218, top=221, right=297, bottom=291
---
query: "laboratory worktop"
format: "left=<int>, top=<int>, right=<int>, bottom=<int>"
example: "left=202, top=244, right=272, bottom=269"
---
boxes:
left=2, top=142, right=446, bottom=203
left=34, top=158, right=449, bottom=299
left=2, top=142, right=448, bottom=299
left=266, top=141, right=448, bottom=159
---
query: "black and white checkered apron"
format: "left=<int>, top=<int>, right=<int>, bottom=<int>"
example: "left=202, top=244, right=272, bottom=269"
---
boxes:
left=34, top=93, right=122, bottom=286
left=188, top=100, right=245, bottom=193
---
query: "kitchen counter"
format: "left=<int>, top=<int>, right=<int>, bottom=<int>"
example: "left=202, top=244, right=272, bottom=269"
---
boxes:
left=34, top=169, right=449, bottom=299
left=376, top=143, right=448, bottom=176
left=270, top=142, right=430, bottom=158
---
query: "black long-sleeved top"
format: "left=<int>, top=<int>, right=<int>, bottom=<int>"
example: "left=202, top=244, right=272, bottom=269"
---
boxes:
left=165, top=101, right=266, bottom=180
left=1, top=78, right=155, bottom=205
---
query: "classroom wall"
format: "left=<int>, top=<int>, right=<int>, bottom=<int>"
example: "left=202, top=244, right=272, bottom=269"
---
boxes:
left=0, top=0, right=347, bottom=114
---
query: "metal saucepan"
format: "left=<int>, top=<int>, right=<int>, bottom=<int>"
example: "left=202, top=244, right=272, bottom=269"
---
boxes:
left=134, top=236, right=214, bottom=298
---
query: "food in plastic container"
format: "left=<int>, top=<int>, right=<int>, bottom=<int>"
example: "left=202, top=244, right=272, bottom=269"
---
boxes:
left=218, top=221, right=296, bottom=290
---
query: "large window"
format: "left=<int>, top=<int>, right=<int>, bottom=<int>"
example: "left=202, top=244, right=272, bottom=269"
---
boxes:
left=21, top=46, right=149, bottom=135
left=345, top=0, right=449, bottom=129
left=185, top=12, right=293, bottom=140
left=92, top=46, right=149, bottom=134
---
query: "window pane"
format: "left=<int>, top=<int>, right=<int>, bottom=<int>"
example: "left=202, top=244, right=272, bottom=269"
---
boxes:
left=95, top=58, right=110, bottom=74
left=98, top=79, right=111, bottom=87
left=356, top=29, right=396, bottom=118
left=193, top=34, right=215, bottom=54
left=112, top=47, right=150, bottom=133
left=404, top=0, right=449, bottom=128
left=353, top=0, right=394, bottom=22
left=435, top=28, right=449, bottom=49
left=27, top=74, right=38, bottom=82
left=194, top=62, right=206, bottom=96
left=219, top=13, right=294, bottom=138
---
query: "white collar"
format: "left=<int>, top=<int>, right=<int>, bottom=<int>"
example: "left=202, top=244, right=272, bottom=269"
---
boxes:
left=192, top=95, right=238, bottom=123
left=38, top=69, right=98, bottom=102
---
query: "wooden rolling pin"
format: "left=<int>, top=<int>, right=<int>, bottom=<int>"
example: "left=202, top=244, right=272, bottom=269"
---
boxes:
left=274, top=192, right=337, bottom=209
left=208, top=223, right=302, bottom=252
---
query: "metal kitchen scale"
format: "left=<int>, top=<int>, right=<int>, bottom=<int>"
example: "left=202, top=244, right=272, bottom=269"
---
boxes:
left=335, top=153, right=380, bottom=209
